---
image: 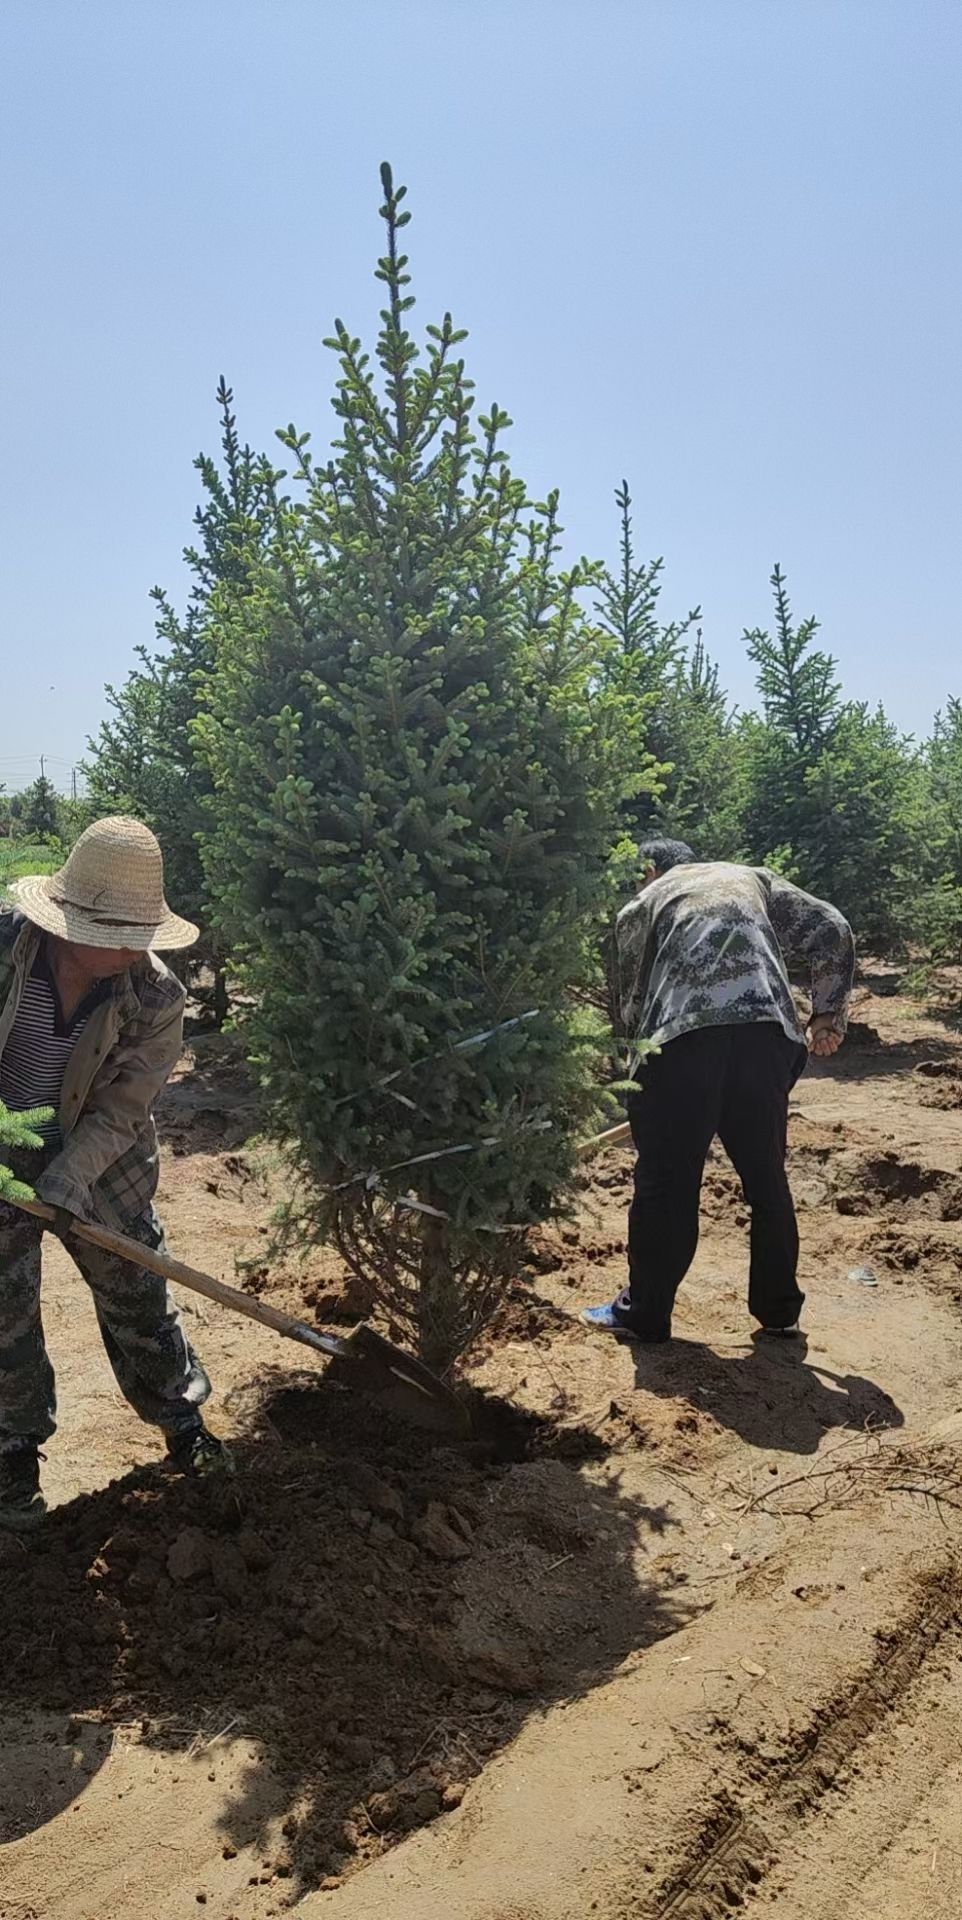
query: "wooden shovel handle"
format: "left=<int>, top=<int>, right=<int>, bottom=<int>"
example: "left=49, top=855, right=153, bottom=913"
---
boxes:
left=9, top=1114, right=633, bottom=1348
left=577, top=1120, right=633, bottom=1158
left=12, top=1194, right=344, bottom=1357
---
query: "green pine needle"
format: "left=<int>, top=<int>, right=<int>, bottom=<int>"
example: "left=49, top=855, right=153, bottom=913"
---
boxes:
left=0, top=1098, right=55, bottom=1206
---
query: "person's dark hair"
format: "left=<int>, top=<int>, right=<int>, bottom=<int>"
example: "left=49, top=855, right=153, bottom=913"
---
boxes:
left=637, top=837, right=696, bottom=876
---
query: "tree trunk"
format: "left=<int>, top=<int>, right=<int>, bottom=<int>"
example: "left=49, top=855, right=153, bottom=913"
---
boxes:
left=418, top=1212, right=461, bottom=1376
left=212, top=964, right=229, bottom=1030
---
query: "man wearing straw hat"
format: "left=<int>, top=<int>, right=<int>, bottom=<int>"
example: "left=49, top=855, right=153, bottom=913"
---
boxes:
left=0, top=817, right=230, bottom=1530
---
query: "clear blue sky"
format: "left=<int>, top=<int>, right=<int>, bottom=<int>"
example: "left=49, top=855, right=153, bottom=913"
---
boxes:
left=2, top=0, right=960, bottom=792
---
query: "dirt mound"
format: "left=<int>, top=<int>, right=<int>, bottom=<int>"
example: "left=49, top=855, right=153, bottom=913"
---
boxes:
left=918, top=1083, right=962, bottom=1111
left=483, top=1286, right=573, bottom=1344
left=831, top=1152, right=962, bottom=1221
left=0, top=1381, right=690, bottom=1896
left=843, top=1018, right=884, bottom=1049
left=913, top=1061, right=962, bottom=1110
left=862, top=1224, right=962, bottom=1309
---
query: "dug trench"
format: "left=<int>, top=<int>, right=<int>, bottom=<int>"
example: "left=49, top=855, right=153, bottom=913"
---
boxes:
left=636, top=1557, right=962, bottom=1920
left=1, top=979, right=962, bottom=1920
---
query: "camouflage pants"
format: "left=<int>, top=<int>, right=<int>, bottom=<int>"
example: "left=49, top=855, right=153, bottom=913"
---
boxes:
left=0, top=1171, right=211, bottom=1453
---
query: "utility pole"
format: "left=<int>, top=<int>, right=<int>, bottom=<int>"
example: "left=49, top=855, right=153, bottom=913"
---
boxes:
left=71, top=767, right=77, bottom=803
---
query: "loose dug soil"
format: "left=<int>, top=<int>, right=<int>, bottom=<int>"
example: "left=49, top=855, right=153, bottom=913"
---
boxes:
left=0, top=1387, right=690, bottom=1897
left=3, top=971, right=962, bottom=1920
left=914, top=1058, right=962, bottom=1110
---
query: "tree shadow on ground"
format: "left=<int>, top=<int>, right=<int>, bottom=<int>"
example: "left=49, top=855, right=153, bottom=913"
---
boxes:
left=628, top=1333, right=905, bottom=1457
left=0, top=1372, right=696, bottom=1892
left=0, top=1709, right=113, bottom=1844
left=855, top=968, right=906, bottom=998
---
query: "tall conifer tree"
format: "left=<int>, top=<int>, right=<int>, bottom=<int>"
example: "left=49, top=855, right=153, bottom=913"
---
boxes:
left=196, top=167, right=647, bottom=1368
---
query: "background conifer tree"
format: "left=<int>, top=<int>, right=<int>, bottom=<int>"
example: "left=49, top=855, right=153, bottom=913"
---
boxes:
left=18, top=772, right=61, bottom=844
left=595, top=482, right=740, bottom=858
left=911, top=697, right=962, bottom=972
left=84, top=380, right=270, bottom=1020
left=739, top=566, right=917, bottom=946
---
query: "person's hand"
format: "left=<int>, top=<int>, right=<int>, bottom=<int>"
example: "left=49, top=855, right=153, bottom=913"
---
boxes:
left=808, top=1015, right=843, bottom=1058
left=45, top=1206, right=79, bottom=1243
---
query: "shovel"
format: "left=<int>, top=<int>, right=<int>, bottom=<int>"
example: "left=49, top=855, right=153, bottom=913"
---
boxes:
left=11, top=1194, right=470, bottom=1436
left=577, top=1120, right=632, bottom=1157
left=7, top=1119, right=635, bottom=1435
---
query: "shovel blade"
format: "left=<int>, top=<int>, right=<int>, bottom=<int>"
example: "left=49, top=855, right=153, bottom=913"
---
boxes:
left=332, top=1325, right=471, bottom=1436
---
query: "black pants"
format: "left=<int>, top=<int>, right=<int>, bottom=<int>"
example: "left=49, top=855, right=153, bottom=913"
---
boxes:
left=624, top=1022, right=808, bottom=1338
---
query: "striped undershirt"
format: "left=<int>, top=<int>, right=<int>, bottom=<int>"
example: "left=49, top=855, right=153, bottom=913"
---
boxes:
left=0, top=946, right=110, bottom=1144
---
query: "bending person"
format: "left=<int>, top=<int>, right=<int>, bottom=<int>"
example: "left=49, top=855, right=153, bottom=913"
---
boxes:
left=0, top=817, right=231, bottom=1532
left=583, top=840, right=855, bottom=1345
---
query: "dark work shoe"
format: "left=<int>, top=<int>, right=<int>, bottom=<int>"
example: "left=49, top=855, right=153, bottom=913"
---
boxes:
left=0, top=1443, right=47, bottom=1532
left=166, top=1425, right=234, bottom=1477
left=757, top=1322, right=802, bottom=1340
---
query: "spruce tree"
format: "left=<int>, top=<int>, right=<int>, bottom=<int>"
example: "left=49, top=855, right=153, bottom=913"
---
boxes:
left=741, top=566, right=917, bottom=945
left=913, top=698, right=962, bottom=969
left=656, top=637, right=745, bottom=858
left=19, top=773, right=61, bottom=844
left=745, top=564, right=840, bottom=753
left=596, top=481, right=698, bottom=701
left=196, top=166, right=644, bottom=1370
left=85, top=380, right=271, bottom=1021
left=595, top=483, right=742, bottom=857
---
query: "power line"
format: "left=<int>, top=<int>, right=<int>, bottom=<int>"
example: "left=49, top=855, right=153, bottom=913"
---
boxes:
left=0, top=755, right=87, bottom=798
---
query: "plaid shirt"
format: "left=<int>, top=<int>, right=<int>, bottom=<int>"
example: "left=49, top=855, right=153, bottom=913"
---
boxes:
left=0, top=911, right=185, bottom=1228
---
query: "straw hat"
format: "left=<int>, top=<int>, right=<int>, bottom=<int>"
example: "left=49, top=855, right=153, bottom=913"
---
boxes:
left=9, top=817, right=199, bottom=952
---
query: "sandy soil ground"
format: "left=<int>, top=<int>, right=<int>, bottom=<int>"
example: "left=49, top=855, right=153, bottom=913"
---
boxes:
left=2, top=975, right=961, bottom=1920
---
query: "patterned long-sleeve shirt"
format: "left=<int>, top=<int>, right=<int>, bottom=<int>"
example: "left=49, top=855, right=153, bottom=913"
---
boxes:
left=615, top=863, right=855, bottom=1051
